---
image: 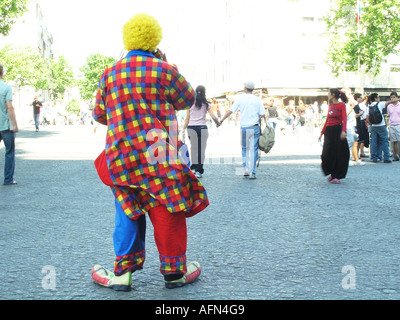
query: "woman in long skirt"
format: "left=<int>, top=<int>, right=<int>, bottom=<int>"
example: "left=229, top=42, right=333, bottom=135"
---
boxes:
left=318, top=88, right=350, bottom=184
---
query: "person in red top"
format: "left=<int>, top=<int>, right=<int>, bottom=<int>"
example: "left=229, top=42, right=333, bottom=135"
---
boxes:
left=318, top=89, right=350, bottom=184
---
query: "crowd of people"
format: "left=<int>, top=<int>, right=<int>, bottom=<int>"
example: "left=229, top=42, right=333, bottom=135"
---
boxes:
left=177, top=86, right=400, bottom=186
left=317, top=88, right=400, bottom=184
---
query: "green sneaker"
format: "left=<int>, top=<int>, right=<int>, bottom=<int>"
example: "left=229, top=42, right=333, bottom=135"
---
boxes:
left=164, top=261, right=201, bottom=289
left=91, top=265, right=132, bottom=292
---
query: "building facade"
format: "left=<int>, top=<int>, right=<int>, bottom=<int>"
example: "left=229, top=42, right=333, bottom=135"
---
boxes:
left=165, top=0, right=400, bottom=102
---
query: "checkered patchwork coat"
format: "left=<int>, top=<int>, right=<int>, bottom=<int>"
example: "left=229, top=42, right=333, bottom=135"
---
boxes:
left=93, top=50, right=209, bottom=220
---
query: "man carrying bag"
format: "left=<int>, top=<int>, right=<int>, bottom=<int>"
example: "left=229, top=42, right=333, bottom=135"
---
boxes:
left=220, top=81, right=267, bottom=179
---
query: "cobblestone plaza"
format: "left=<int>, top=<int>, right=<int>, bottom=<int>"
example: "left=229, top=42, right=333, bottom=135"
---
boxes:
left=1, top=123, right=399, bottom=300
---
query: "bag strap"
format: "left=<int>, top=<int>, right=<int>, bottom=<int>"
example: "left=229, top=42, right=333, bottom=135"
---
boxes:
left=257, top=117, right=271, bottom=168
left=330, top=104, right=339, bottom=120
left=257, top=118, right=263, bottom=168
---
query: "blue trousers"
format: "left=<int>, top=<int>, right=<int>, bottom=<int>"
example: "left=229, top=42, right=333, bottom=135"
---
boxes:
left=34, top=114, right=40, bottom=131
left=0, top=130, right=16, bottom=184
left=113, top=199, right=146, bottom=257
left=241, top=125, right=261, bottom=175
left=370, top=125, right=390, bottom=161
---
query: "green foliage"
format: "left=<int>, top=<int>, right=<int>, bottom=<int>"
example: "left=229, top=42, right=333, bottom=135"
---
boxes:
left=49, top=55, right=75, bottom=100
left=0, top=45, right=50, bottom=89
left=0, top=45, right=75, bottom=98
left=0, top=0, right=29, bottom=36
left=78, top=53, right=116, bottom=101
left=66, top=98, right=81, bottom=115
left=324, top=0, right=400, bottom=77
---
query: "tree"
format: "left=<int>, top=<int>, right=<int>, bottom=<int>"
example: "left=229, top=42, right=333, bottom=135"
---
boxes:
left=0, top=45, right=50, bottom=90
left=324, top=0, right=400, bottom=78
left=66, top=99, right=80, bottom=115
left=78, top=53, right=116, bottom=101
left=49, top=55, right=75, bottom=100
left=0, top=45, right=76, bottom=98
left=0, top=0, right=29, bottom=36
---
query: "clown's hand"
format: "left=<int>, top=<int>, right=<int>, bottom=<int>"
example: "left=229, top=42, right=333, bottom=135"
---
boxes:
left=154, top=48, right=167, bottom=62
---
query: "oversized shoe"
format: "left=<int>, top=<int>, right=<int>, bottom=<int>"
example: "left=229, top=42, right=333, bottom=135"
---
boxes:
left=164, top=261, right=201, bottom=289
left=91, top=265, right=132, bottom=292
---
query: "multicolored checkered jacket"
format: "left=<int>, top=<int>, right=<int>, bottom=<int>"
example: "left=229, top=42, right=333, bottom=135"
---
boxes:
left=93, top=50, right=209, bottom=220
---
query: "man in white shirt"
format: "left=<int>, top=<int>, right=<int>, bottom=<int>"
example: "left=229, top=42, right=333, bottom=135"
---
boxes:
left=365, top=93, right=393, bottom=163
left=220, top=81, right=266, bottom=179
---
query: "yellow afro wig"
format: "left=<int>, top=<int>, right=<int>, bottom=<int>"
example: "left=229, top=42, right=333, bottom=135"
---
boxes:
left=123, top=13, right=163, bottom=52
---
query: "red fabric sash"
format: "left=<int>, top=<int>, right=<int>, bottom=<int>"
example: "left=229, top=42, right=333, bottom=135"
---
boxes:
left=94, top=150, right=113, bottom=186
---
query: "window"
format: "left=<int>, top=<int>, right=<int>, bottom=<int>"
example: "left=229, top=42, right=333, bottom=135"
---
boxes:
left=302, top=63, right=315, bottom=71
left=302, top=17, right=315, bottom=37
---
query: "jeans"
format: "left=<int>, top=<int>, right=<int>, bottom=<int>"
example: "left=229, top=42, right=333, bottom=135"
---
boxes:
left=0, top=130, right=16, bottom=184
left=268, top=118, right=278, bottom=130
left=241, top=125, right=261, bottom=175
left=370, top=125, right=390, bottom=161
left=34, top=114, right=40, bottom=130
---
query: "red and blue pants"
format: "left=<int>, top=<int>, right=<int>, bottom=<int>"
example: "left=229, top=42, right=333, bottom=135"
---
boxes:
left=113, top=199, right=187, bottom=277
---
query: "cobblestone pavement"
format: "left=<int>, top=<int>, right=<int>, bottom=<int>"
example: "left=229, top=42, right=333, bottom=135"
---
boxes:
left=1, top=122, right=399, bottom=301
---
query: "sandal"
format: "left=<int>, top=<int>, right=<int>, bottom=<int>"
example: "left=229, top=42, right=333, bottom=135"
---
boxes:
left=331, top=178, right=341, bottom=184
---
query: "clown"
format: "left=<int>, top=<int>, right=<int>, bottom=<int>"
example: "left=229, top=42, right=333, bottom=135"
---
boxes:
left=91, top=13, right=209, bottom=291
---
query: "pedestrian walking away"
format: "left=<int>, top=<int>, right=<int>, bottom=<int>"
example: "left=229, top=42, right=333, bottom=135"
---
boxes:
left=386, top=91, right=400, bottom=161
left=32, top=96, right=42, bottom=132
left=318, top=89, right=350, bottom=184
left=183, top=85, right=221, bottom=178
left=365, top=93, right=393, bottom=163
left=91, top=14, right=209, bottom=291
left=265, top=99, right=279, bottom=130
left=0, top=64, right=19, bottom=186
left=219, top=81, right=266, bottom=179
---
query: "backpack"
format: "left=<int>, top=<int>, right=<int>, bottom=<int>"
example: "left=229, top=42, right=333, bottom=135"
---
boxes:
left=259, top=124, right=275, bottom=154
left=368, top=102, right=383, bottom=124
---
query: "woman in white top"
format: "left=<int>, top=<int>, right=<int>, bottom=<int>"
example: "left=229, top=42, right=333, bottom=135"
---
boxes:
left=183, top=86, right=220, bottom=178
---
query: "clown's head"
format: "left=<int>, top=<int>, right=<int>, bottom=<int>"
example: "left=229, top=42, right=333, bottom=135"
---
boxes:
left=123, top=13, right=162, bottom=52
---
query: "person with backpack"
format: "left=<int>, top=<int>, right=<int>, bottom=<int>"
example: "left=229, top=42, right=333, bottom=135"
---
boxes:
left=365, top=93, right=394, bottom=163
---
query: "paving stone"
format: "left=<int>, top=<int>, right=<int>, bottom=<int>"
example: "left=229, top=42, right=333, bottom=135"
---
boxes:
left=0, top=124, right=399, bottom=300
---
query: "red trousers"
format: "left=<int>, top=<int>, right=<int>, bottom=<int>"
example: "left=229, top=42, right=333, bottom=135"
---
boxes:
left=113, top=201, right=187, bottom=276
